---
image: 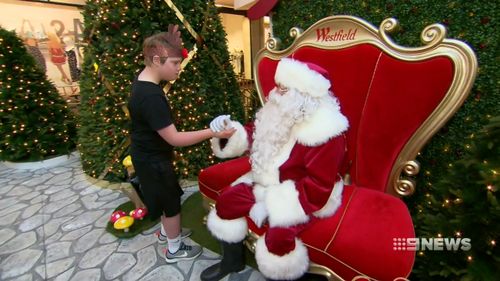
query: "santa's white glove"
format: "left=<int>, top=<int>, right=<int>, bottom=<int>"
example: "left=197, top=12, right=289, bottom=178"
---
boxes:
left=210, top=115, right=232, bottom=133
left=249, top=201, right=268, bottom=228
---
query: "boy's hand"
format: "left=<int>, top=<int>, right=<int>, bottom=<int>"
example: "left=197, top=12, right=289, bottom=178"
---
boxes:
left=213, top=128, right=236, bottom=139
left=210, top=115, right=232, bottom=132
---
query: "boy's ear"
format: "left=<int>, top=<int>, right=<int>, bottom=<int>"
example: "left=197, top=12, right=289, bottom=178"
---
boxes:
left=152, top=49, right=169, bottom=65
left=151, top=55, right=160, bottom=66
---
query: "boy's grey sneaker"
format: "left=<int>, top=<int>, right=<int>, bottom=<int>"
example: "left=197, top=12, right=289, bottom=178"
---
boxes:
left=156, top=228, right=193, bottom=244
left=165, top=242, right=203, bottom=263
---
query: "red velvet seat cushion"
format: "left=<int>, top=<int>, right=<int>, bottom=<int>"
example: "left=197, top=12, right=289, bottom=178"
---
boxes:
left=301, top=185, right=414, bottom=280
left=199, top=156, right=251, bottom=199
left=198, top=157, right=415, bottom=280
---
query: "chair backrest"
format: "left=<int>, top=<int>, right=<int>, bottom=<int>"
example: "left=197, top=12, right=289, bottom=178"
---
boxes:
left=253, top=16, right=477, bottom=196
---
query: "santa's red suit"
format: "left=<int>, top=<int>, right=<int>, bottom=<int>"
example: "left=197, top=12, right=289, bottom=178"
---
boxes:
left=206, top=58, right=349, bottom=280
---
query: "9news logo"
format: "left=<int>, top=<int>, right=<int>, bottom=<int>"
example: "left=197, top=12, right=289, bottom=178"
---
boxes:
left=393, top=237, right=471, bottom=251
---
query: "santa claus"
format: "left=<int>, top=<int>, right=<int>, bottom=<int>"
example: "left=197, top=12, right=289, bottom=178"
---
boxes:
left=201, top=58, right=349, bottom=281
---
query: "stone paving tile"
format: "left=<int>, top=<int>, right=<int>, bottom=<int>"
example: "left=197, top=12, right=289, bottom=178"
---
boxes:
left=122, top=246, right=156, bottom=281
left=139, top=265, right=184, bottom=281
left=0, top=231, right=37, bottom=255
left=43, top=241, right=72, bottom=263
left=0, top=184, right=15, bottom=195
left=1, top=248, right=43, bottom=279
left=0, top=158, right=265, bottom=281
left=103, top=252, right=136, bottom=279
left=53, top=267, right=75, bottom=281
left=0, top=228, right=16, bottom=246
left=78, top=242, right=118, bottom=269
left=73, top=229, right=104, bottom=253
left=35, top=256, right=75, bottom=279
left=69, top=268, right=101, bottom=281
left=0, top=211, right=21, bottom=227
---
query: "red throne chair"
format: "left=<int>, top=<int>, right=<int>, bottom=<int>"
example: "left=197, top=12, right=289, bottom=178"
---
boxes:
left=199, top=16, right=477, bottom=280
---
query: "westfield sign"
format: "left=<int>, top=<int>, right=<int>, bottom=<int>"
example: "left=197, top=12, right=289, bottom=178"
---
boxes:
left=315, top=27, right=358, bottom=42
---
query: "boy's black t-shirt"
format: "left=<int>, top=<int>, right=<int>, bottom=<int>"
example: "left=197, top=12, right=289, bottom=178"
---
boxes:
left=128, top=79, right=174, bottom=162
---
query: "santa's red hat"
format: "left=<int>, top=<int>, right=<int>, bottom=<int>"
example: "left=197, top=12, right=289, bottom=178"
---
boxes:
left=274, top=58, right=331, bottom=97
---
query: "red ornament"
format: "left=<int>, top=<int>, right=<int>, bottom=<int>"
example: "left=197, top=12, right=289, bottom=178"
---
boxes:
left=110, top=210, right=127, bottom=223
left=480, top=17, right=491, bottom=25
left=182, top=48, right=189, bottom=59
left=130, top=208, right=148, bottom=220
left=475, top=92, right=481, bottom=101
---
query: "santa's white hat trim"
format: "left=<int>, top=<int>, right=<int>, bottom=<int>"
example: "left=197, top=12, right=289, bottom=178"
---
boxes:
left=206, top=209, right=248, bottom=243
left=255, top=236, right=309, bottom=280
left=211, top=121, right=248, bottom=159
left=313, top=179, right=344, bottom=218
left=274, top=58, right=331, bottom=98
left=265, top=180, right=309, bottom=227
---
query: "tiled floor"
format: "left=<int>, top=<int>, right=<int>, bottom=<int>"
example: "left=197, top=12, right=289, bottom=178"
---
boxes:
left=0, top=156, right=265, bottom=281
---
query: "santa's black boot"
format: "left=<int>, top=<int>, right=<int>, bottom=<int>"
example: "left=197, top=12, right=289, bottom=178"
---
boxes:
left=200, top=241, right=245, bottom=281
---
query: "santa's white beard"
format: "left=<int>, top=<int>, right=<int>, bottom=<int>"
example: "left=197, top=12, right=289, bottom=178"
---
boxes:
left=250, top=89, right=319, bottom=176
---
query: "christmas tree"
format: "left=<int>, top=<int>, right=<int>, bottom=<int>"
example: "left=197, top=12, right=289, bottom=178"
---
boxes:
left=79, top=0, right=244, bottom=181
left=416, top=116, right=499, bottom=280
left=270, top=1, right=499, bottom=279
left=0, top=27, right=76, bottom=162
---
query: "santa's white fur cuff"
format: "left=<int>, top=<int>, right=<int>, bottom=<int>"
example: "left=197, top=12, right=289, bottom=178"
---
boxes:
left=265, top=180, right=309, bottom=227
left=206, top=209, right=247, bottom=243
left=255, top=236, right=309, bottom=280
left=211, top=121, right=248, bottom=159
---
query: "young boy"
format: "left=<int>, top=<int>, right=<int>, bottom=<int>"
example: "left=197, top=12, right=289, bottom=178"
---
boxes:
left=128, top=24, right=235, bottom=263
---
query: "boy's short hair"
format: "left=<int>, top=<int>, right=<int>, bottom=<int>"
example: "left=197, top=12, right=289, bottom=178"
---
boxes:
left=143, top=24, right=183, bottom=66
